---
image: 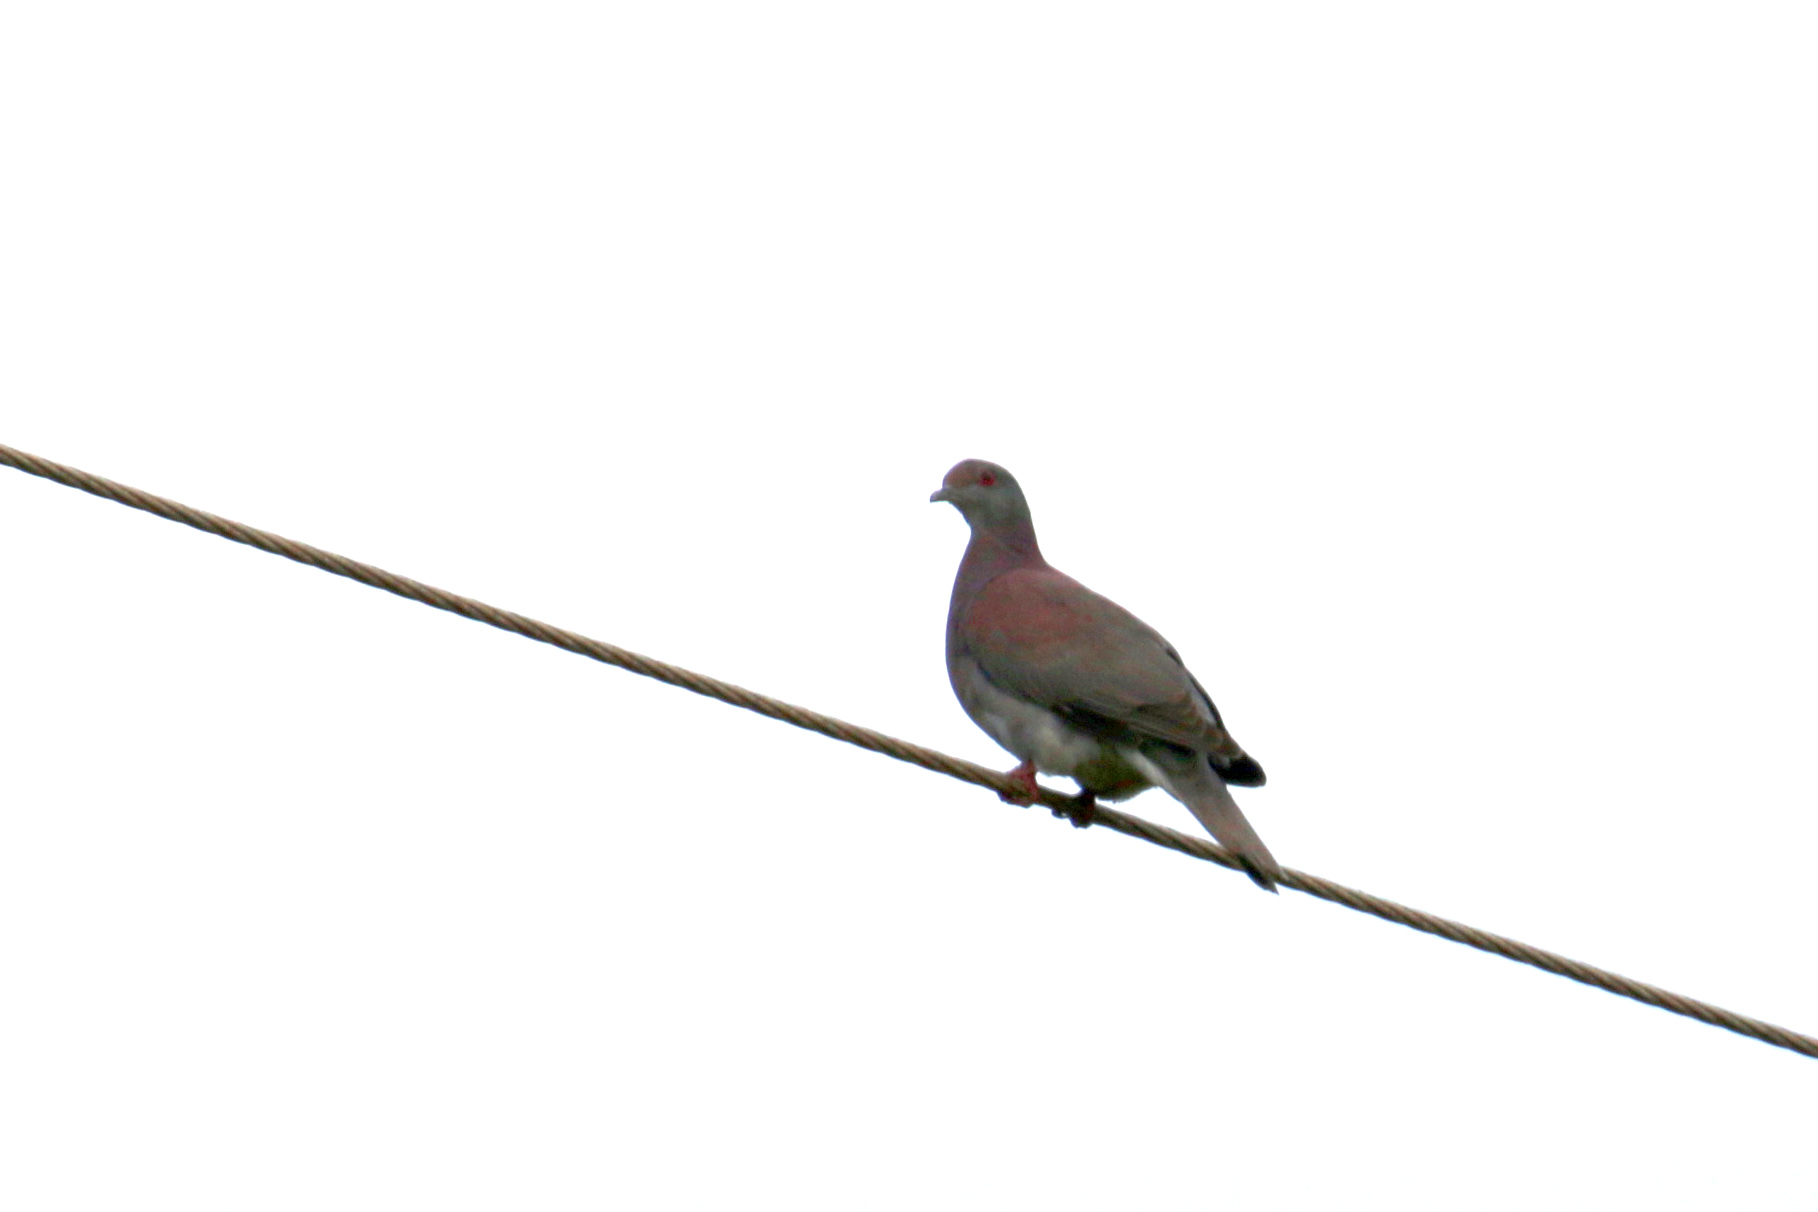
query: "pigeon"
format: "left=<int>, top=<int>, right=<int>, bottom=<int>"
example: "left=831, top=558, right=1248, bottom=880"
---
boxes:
left=931, top=458, right=1282, bottom=891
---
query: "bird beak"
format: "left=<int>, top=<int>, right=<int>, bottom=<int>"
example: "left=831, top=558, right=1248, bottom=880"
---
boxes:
left=929, top=487, right=953, bottom=503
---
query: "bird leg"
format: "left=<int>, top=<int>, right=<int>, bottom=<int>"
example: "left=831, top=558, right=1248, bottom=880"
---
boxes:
left=1053, top=790, right=1099, bottom=830
left=998, top=760, right=1040, bottom=806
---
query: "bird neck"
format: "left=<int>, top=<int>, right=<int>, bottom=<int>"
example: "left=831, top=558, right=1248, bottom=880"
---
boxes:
left=958, top=520, right=1045, bottom=588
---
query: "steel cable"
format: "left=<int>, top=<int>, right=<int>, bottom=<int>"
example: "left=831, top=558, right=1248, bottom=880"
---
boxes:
left=4, top=440, right=1812, bottom=1061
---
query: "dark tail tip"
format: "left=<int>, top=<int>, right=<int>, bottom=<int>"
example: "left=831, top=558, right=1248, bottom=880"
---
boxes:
left=1240, top=857, right=1280, bottom=893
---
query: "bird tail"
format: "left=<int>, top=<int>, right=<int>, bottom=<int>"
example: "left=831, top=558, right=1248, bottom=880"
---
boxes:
left=1146, top=753, right=1282, bottom=892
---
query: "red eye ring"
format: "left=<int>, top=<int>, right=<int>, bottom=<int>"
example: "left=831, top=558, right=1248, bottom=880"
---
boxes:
left=979, top=472, right=997, bottom=487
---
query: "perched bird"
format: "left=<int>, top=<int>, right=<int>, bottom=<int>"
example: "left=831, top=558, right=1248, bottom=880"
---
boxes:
left=931, top=458, right=1281, bottom=891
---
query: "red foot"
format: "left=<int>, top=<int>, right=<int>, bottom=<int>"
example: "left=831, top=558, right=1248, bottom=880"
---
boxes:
left=999, top=760, right=1040, bottom=806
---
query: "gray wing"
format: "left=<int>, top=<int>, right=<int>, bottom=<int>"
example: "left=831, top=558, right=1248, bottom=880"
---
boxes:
left=963, top=568, right=1265, bottom=786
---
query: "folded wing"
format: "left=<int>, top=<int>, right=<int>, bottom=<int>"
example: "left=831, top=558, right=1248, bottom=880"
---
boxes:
left=960, top=567, right=1265, bottom=786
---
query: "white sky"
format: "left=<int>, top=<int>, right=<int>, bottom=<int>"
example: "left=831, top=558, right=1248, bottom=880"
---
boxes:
left=4, top=3, right=1815, bottom=1208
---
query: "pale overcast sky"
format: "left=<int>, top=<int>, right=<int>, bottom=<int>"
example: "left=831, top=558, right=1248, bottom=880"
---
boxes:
left=4, top=3, right=1815, bottom=1208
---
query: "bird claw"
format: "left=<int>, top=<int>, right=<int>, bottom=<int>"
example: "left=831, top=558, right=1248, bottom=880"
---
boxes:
left=998, top=761, right=1040, bottom=806
left=1053, top=791, right=1098, bottom=830
left=998, top=763, right=1095, bottom=828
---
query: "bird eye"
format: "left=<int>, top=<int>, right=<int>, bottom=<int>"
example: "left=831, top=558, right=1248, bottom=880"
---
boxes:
left=979, top=472, right=997, bottom=487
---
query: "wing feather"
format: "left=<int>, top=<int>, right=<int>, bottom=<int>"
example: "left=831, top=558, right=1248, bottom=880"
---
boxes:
left=961, top=568, right=1265, bottom=785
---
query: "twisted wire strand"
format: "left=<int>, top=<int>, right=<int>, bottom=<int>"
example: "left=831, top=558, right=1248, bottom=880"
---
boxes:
left=4, top=440, right=1812, bottom=1061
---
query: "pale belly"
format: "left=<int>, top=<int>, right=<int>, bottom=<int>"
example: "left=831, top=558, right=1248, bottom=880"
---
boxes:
left=953, top=656, right=1152, bottom=799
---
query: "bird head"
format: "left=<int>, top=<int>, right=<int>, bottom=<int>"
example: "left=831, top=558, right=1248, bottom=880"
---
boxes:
left=930, top=459, right=1031, bottom=529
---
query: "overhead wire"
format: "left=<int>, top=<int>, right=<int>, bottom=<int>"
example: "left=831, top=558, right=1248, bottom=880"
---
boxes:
left=3, top=440, right=1812, bottom=1061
